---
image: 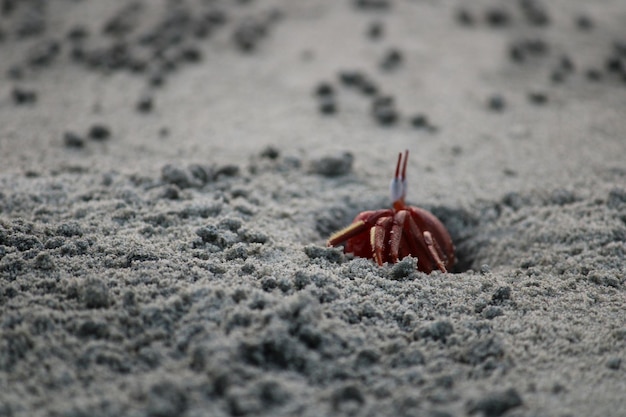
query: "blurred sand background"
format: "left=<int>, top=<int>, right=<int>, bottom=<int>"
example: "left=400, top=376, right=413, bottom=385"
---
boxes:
left=0, top=0, right=625, bottom=416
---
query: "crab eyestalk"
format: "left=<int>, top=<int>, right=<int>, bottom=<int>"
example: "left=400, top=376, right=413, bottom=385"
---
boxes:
left=390, top=150, right=409, bottom=211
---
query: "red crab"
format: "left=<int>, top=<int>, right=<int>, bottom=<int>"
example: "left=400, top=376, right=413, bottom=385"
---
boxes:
left=327, top=150, right=455, bottom=273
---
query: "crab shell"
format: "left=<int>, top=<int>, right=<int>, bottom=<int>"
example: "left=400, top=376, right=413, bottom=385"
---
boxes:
left=343, top=206, right=455, bottom=273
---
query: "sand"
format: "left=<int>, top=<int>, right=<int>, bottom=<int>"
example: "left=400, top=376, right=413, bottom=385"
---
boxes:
left=0, top=0, right=625, bottom=416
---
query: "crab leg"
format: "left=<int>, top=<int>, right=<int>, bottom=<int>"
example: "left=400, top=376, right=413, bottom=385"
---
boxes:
left=423, top=231, right=448, bottom=273
left=388, top=211, right=404, bottom=263
left=404, top=214, right=448, bottom=273
left=326, top=209, right=392, bottom=247
left=371, top=216, right=393, bottom=266
left=405, top=215, right=435, bottom=270
left=390, top=211, right=413, bottom=263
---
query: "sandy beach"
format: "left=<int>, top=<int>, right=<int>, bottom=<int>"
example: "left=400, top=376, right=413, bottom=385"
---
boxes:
left=1, top=0, right=625, bottom=416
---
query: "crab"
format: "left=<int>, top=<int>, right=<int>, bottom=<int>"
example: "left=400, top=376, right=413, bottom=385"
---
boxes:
left=327, top=150, right=455, bottom=273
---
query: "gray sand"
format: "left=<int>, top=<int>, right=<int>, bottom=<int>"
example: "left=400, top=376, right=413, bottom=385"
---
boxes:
left=1, top=1, right=625, bottom=416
